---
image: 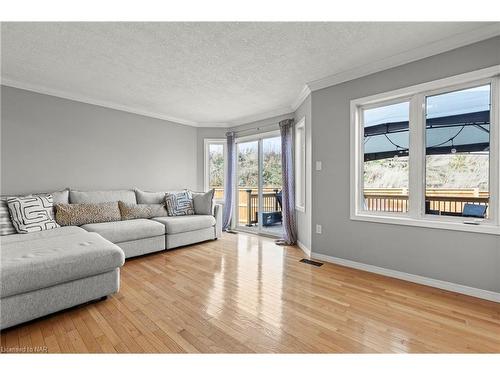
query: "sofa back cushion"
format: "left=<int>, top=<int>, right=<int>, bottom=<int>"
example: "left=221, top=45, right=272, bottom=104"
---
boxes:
left=135, top=189, right=185, bottom=204
left=7, top=195, right=60, bottom=233
left=134, top=189, right=166, bottom=204
left=70, top=189, right=136, bottom=204
left=118, top=201, right=168, bottom=220
left=52, top=189, right=70, bottom=205
left=55, top=202, right=121, bottom=226
left=191, top=189, right=214, bottom=215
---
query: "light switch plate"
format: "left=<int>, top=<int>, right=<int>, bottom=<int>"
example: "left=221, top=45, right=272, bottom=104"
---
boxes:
left=315, top=161, right=322, bottom=171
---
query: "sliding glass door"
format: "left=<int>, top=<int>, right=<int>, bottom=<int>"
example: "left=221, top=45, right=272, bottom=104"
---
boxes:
left=237, top=140, right=259, bottom=231
left=236, top=133, right=283, bottom=236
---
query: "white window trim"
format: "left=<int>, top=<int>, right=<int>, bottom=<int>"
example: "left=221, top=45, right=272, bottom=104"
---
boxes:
left=295, top=117, right=306, bottom=212
left=235, top=129, right=280, bottom=144
left=203, top=139, right=227, bottom=200
left=350, top=65, right=500, bottom=235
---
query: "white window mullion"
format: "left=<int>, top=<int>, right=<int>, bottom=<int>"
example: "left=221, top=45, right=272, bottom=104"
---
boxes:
left=489, top=77, right=500, bottom=225
left=408, top=94, right=425, bottom=219
left=357, top=107, right=364, bottom=214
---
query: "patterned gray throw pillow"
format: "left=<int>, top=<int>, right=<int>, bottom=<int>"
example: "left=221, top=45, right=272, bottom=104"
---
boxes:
left=7, top=195, right=60, bottom=233
left=118, top=201, right=168, bottom=220
left=165, top=191, right=195, bottom=216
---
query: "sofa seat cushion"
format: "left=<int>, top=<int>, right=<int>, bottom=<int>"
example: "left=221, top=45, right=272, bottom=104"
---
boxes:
left=152, top=215, right=216, bottom=234
left=0, top=232, right=124, bottom=298
left=81, top=219, right=165, bottom=243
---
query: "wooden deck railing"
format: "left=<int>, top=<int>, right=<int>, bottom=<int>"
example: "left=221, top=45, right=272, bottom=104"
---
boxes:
left=425, top=196, right=489, bottom=216
left=364, top=194, right=409, bottom=212
left=243, top=189, right=281, bottom=226
left=212, top=187, right=488, bottom=220
left=211, top=187, right=282, bottom=226
left=363, top=188, right=489, bottom=216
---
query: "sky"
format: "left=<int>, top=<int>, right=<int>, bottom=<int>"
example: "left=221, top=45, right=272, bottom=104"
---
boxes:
left=363, top=84, right=490, bottom=127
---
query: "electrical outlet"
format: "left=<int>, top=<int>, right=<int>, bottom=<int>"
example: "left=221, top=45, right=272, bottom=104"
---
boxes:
left=315, top=224, right=322, bottom=234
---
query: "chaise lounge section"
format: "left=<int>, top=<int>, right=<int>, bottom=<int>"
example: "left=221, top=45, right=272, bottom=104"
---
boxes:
left=0, top=226, right=124, bottom=329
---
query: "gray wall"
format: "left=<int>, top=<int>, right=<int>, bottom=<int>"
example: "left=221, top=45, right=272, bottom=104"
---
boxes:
left=294, top=95, right=312, bottom=250
left=311, top=36, right=500, bottom=292
left=1, top=86, right=198, bottom=194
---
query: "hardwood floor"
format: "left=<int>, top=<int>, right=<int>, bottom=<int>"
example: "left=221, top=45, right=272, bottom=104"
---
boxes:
left=1, top=232, right=499, bottom=353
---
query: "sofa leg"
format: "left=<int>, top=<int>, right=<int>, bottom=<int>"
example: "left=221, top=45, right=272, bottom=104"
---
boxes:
left=99, top=296, right=108, bottom=301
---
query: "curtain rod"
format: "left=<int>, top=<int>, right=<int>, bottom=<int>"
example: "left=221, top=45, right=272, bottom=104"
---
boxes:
left=229, top=122, right=280, bottom=136
left=231, top=123, right=278, bottom=135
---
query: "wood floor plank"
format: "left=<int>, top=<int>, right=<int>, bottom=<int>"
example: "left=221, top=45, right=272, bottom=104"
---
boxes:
left=1, top=232, right=499, bottom=353
left=28, top=326, right=46, bottom=352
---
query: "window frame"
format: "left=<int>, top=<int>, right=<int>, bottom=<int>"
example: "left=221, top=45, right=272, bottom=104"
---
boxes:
left=295, top=117, right=306, bottom=212
left=350, top=65, right=500, bottom=235
left=203, top=138, right=227, bottom=201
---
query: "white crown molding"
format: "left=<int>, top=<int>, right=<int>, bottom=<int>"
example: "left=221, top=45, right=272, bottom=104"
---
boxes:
left=0, top=77, right=204, bottom=127
left=290, top=24, right=500, bottom=114
left=291, top=84, right=311, bottom=111
left=193, top=121, right=230, bottom=128
left=311, top=252, right=500, bottom=303
left=1, top=77, right=293, bottom=129
left=227, top=106, right=294, bottom=128
left=306, top=23, right=500, bottom=93
left=3, top=24, right=499, bottom=127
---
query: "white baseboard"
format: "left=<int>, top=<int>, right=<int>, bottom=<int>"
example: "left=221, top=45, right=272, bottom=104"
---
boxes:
left=311, top=252, right=500, bottom=303
left=297, top=241, right=311, bottom=257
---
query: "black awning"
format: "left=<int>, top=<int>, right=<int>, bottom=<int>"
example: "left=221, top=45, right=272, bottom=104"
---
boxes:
left=364, top=110, right=490, bottom=161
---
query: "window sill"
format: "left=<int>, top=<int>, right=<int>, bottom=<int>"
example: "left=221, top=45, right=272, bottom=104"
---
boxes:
left=351, top=213, right=500, bottom=235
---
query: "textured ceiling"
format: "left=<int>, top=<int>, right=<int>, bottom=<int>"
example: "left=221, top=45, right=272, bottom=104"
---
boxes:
left=1, top=22, right=499, bottom=126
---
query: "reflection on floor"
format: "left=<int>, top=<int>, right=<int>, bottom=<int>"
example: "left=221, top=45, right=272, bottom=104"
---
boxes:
left=1, top=232, right=499, bottom=353
left=237, top=223, right=283, bottom=237
left=263, top=224, right=283, bottom=236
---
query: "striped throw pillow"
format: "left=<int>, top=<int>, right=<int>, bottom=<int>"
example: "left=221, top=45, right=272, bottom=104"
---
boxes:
left=0, top=197, right=16, bottom=236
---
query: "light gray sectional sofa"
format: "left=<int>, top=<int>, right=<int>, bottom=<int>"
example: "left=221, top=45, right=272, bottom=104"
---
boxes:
left=0, top=188, right=222, bottom=329
left=70, top=189, right=222, bottom=258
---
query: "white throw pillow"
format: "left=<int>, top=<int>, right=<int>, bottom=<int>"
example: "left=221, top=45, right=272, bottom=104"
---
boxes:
left=7, top=195, right=60, bottom=233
